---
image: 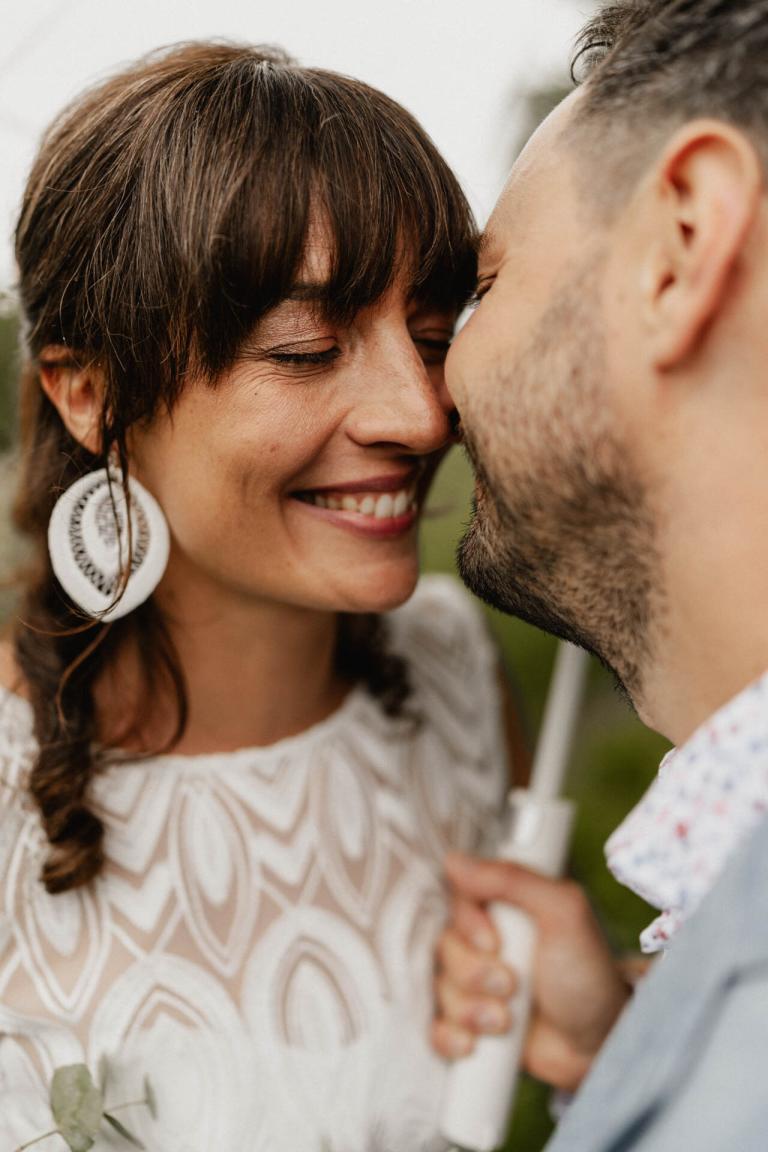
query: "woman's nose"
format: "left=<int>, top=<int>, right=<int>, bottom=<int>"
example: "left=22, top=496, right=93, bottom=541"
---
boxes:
left=346, top=351, right=456, bottom=454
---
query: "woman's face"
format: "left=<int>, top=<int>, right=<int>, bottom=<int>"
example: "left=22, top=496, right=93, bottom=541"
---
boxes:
left=130, top=241, right=457, bottom=617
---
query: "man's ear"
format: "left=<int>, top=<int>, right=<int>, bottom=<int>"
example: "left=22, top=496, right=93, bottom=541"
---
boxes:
left=39, top=348, right=104, bottom=455
left=641, top=120, right=763, bottom=371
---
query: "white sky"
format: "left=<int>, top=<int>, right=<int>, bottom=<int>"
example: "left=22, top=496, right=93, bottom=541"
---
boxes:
left=0, top=0, right=592, bottom=290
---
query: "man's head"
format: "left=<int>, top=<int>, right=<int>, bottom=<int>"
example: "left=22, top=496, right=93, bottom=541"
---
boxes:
left=448, top=0, right=768, bottom=737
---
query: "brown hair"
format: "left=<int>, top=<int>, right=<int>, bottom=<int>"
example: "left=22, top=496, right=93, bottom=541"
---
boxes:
left=12, top=41, right=477, bottom=894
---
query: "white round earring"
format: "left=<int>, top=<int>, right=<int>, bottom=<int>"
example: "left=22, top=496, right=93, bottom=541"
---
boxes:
left=47, top=466, right=170, bottom=622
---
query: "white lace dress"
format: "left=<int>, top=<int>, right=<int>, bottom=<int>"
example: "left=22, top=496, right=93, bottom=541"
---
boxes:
left=0, top=576, right=509, bottom=1152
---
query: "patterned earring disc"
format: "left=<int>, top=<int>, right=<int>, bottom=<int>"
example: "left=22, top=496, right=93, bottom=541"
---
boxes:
left=47, top=468, right=170, bottom=622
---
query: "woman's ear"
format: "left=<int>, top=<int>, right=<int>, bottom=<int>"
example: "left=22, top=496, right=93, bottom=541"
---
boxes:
left=39, top=348, right=105, bottom=455
left=641, top=120, right=763, bottom=371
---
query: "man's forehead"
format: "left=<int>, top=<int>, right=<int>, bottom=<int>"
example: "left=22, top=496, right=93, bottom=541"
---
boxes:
left=479, top=89, right=583, bottom=270
left=524, top=86, right=583, bottom=158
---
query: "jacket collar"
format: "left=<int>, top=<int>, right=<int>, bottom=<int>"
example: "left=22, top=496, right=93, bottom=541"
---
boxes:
left=547, top=811, right=768, bottom=1152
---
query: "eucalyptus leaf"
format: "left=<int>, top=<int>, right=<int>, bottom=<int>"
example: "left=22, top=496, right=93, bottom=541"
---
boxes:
left=58, top=1133, right=96, bottom=1152
left=142, top=1075, right=157, bottom=1120
left=50, top=1064, right=103, bottom=1152
left=104, top=1113, right=146, bottom=1149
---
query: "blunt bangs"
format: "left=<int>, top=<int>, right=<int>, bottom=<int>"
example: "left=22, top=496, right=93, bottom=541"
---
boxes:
left=304, top=69, right=478, bottom=321
left=201, top=58, right=479, bottom=366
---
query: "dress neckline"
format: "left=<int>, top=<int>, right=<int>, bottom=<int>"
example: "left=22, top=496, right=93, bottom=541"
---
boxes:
left=0, top=681, right=374, bottom=769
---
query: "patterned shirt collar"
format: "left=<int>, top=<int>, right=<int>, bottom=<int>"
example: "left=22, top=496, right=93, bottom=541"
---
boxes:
left=605, top=671, right=768, bottom=954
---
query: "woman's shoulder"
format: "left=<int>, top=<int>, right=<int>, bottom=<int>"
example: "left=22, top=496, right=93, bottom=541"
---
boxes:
left=385, top=579, right=509, bottom=835
left=385, top=574, right=504, bottom=740
left=386, top=574, right=498, bottom=672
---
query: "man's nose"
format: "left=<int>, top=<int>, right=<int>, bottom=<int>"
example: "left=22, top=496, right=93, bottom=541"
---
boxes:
left=444, top=326, right=466, bottom=414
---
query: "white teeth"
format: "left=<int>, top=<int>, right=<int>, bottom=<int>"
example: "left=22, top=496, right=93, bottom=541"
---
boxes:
left=393, top=491, right=408, bottom=517
left=305, top=486, right=417, bottom=518
left=375, top=493, right=395, bottom=519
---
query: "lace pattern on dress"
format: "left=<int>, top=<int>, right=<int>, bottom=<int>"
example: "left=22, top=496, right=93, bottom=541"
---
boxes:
left=0, top=576, right=509, bottom=1152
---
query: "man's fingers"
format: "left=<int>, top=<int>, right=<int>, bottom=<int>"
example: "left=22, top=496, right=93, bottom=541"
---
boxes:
left=435, top=973, right=513, bottom=1035
left=445, top=852, right=587, bottom=929
left=445, top=851, right=555, bottom=905
left=449, top=893, right=500, bottom=953
left=436, top=928, right=517, bottom=997
left=523, top=1017, right=594, bottom=1093
left=431, top=1018, right=476, bottom=1060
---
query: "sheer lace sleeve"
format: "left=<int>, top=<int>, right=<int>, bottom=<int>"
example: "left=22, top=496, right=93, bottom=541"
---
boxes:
left=387, top=575, right=511, bottom=855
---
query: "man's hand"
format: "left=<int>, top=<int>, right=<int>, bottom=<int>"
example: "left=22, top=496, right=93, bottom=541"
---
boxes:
left=432, top=852, right=632, bottom=1092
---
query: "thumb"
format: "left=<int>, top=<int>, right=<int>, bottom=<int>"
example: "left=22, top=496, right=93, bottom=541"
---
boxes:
left=444, top=851, right=563, bottom=918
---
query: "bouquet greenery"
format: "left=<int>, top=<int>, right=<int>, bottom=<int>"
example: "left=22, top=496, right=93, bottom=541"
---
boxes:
left=16, top=1061, right=156, bottom=1152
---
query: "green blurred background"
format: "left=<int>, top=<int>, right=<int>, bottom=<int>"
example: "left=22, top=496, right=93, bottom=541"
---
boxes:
left=0, top=76, right=669, bottom=1152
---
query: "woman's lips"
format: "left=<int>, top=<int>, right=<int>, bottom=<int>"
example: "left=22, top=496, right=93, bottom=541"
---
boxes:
left=291, top=483, right=419, bottom=538
left=302, top=468, right=421, bottom=495
left=293, top=500, right=419, bottom=539
left=289, top=458, right=440, bottom=537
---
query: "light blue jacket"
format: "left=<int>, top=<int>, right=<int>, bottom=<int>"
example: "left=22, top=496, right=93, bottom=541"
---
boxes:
left=546, top=815, right=768, bottom=1152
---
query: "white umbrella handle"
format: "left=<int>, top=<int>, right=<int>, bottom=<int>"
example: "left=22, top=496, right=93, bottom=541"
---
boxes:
left=439, top=643, right=590, bottom=1151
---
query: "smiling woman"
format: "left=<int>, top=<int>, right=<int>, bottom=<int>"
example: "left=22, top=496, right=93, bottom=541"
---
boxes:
left=13, top=40, right=477, bottom=882
left=0, top=40, right=521, bottom=1152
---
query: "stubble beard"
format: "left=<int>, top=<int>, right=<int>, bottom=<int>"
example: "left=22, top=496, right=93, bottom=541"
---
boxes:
left=457, top=257, right=660, bottom=706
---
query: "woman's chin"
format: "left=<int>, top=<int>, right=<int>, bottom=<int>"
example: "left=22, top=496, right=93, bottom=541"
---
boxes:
left=329, top=558, right=421, bottom=615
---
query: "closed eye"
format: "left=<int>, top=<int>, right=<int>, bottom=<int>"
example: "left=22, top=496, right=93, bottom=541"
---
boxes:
left=468, top=277, right=496, bottom=310
left=415, top=337, right=451, bottom=352
left=268, top=348, right=341, bottom=366
left=414, top=338, right=452, bottom=367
